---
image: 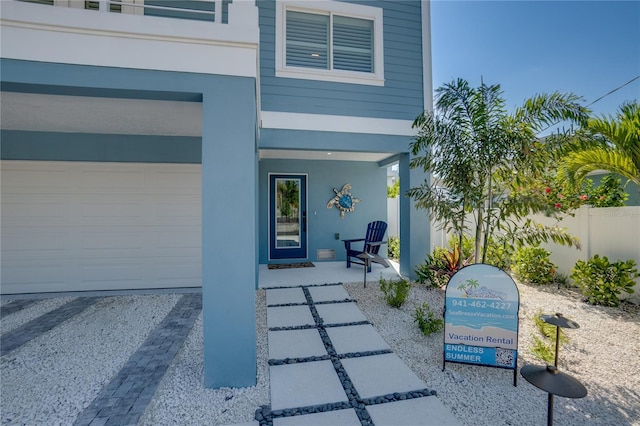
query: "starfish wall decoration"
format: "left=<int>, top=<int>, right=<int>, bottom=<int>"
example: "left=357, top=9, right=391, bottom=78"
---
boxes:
left=327, top=183, right=361, bottom=218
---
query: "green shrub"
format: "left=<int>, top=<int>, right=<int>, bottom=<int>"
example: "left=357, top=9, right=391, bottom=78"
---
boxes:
left=483, top=240, right=512, bottom=271
left=387, top=236, right=400, bottom=260
left=413, top=303, right=444, bottom=336
left=379, top=276, right=411, bottom=308
left=571, top=255, right=638, bottom=307
left=585, top=175, right=629, bottom=207
left=512, top=246, right=556, bottom=285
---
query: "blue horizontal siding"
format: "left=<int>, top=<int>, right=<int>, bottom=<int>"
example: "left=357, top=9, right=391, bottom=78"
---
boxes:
left=1, top=130, right=202, bottom=163
left=259, top=0, right=424, bottom=121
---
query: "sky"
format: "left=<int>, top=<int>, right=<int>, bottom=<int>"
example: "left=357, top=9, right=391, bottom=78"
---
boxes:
left=430, top=0, right=640, bottom=123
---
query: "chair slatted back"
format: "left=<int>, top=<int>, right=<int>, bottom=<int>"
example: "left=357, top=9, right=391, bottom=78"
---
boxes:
left=364, top=221, right=387, bottom=255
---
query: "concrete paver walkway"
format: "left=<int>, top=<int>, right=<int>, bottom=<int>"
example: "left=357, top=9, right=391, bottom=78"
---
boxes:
left=255, top=283, right=461, bottom=426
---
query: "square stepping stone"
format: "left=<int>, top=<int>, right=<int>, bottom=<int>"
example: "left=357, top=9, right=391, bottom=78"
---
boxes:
left=273, top=409, right=361, bottom=426
left=269, top=360, right=348, bottom=410
left=266, top=288, right=307, bottom=306
left=267, top=306, right=314, bottom=329
left=366, top=397, right=462, bottom=426
left=268, top=329, right=327, bottom=360
left=308, top=285, right=350, bottom=303
left=341, top=353, right=427, bottom=399
left=314, top=302, right=367, bottom=325
left=325, top=324, right=390, bottom=354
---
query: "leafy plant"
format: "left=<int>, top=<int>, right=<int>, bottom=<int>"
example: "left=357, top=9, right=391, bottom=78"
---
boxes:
left=531, top=335, right=556, bottom=365
left=387, top=236, right=400, bottom=260
left=414, top=245, right=472, bottom=288
left=379, top=276, right=411, bottom=308
left=413, top=303, right=444, bottom=336
left=530, top=309, right=568, bottom=364
left=512, top=246, right=557, bottom=285
left=571, top=255, right=638, bottom=307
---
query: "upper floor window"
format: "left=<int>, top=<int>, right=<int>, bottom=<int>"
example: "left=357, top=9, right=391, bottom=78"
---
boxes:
left=276, top=1, right=384, bottom=86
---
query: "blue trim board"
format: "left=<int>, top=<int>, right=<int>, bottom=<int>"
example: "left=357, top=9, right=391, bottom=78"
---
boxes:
left=259, top=129, right=412, bottom=155
left=1, top=131, right=202, bottom=163
left=1, top=82, right=202, bottom=102
left=0, top=59, right=244, bottom=98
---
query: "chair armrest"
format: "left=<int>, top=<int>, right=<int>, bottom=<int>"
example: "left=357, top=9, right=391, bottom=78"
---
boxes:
left=343, top=238, right=365, bottom=250
left=367, top=240, right=387, bottom=247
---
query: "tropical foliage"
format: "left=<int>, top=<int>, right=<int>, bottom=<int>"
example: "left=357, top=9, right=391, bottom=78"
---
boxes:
left=559, top=101, right=640, bottom=194
left=408, top=79, right=587, bottom=266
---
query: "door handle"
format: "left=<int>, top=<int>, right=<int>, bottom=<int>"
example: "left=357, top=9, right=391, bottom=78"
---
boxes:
left=302, top=211, right=307, bottom=232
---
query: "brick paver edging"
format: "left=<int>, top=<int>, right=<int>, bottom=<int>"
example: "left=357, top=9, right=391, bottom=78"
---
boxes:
left=0, top=299, right=39, bottom=319
left=73, top=293, right=202, bottom=426
left=1, top=297, right=100, bottom=356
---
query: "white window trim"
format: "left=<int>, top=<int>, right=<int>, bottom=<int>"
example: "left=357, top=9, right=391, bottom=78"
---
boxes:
left=275, top=0, right=384, bottom=86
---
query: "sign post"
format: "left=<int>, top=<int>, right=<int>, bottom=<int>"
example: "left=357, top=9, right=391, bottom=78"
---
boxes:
left=443, top=264, right=520, bottom=385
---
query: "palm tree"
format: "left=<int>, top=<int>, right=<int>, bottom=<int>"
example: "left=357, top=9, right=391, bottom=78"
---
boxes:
left=560, top=101, right=640, bottom=192
left=409, top=78, right=588, bottom=266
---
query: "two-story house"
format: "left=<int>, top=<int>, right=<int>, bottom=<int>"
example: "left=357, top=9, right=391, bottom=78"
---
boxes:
left=0, top=0, right=432, bottom=387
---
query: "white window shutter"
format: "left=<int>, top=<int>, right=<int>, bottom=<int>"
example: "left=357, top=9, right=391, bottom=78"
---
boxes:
left=286, top=11, right=329, bottom=69
left=333, top=15, right=374, bottom=73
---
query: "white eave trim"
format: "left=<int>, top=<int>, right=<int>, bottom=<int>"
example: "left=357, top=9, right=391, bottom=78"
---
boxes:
left=261, top=111, right=416, bottom=136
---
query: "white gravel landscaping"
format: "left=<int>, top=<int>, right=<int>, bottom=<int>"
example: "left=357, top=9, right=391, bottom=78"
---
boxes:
left=344, top=281, right=640, bottom=426
left=2, top=282, right=637, bottom=426
left=0, top=294, right=180, bottom=425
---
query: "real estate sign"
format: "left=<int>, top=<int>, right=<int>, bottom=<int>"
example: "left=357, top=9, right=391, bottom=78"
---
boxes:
left=443, top=264, right=520, bottom=374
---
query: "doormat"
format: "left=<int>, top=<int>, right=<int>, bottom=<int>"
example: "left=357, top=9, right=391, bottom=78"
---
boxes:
left=268, top=262, right=315, bottom=270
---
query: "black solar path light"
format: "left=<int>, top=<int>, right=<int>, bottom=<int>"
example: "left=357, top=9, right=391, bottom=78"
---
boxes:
left=520, top=313, right=587, bottom=426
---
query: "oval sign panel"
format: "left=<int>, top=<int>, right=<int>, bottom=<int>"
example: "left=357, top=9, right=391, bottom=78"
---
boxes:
left=443, top=264, right=520, bottom=384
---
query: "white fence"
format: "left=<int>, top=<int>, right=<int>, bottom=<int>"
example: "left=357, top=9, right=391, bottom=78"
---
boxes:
left=535, top=206, right=640, bottom=302
left=428, top=206, right=640, bottom=303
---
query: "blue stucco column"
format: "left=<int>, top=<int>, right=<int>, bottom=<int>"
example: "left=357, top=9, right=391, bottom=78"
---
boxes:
left=399, top=153, right=431, bottom=280
left=202, top=77, right=257, bottom=388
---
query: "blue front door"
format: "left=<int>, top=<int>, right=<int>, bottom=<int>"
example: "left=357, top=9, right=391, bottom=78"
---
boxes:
left=269, top=174, right=307, bottom=260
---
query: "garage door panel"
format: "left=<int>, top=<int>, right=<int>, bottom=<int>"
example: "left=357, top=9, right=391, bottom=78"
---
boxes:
left=1, top=160, right=202, bottom=294
left=1, top=229, right=70, bottom=253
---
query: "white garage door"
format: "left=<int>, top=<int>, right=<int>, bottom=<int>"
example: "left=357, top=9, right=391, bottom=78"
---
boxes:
left=1, top=161, right=202, bottom=294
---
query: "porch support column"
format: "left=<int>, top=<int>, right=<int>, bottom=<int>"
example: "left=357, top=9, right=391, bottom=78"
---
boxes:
left=202, top=77, right=257, bottom=388
left=399, top=153, right=431, bottom=280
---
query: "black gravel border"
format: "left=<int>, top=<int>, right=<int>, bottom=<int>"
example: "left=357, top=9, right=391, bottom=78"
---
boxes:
left=258, top=284, right=437, bottom=426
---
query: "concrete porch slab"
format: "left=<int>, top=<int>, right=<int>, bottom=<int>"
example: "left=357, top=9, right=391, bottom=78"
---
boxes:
left=269, top=360, right=348, bottom=410
left=268, top=329, right=327, bottom=360
left=273, top=409, right=361, bottom=426
left=366, top=397, right=463, bottom=426
left=266, top=306, right=314, bottom=329
left=325, top=324, right=390, bottom=355
left=341, top=353, right=427, bottom=399
left=314, top=303, right=367, bottom=325
left=308, top=285, right=350, bottom=303
left=266, top=288, right=306, bottom=306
